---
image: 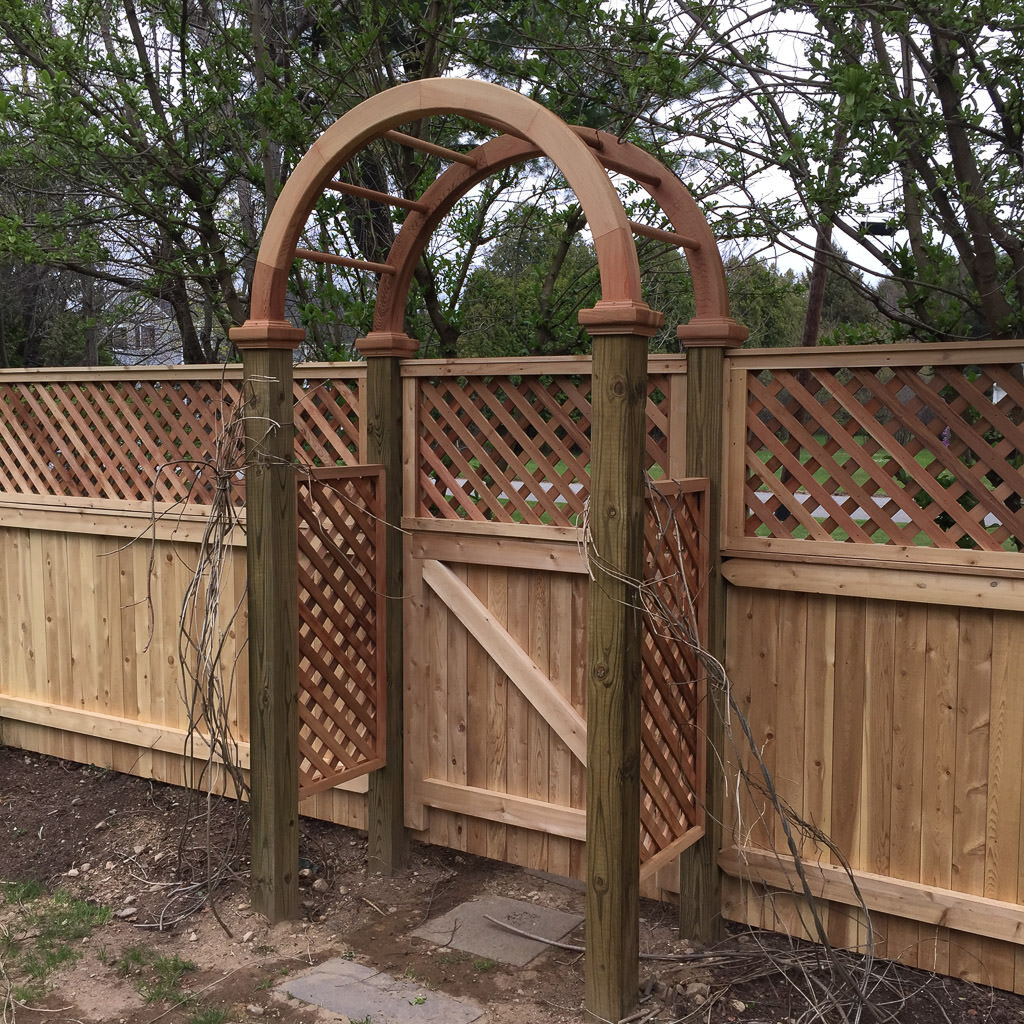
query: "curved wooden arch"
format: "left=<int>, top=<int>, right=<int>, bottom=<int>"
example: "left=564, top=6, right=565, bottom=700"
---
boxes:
left=365, top=128, right=736, bottom=353
left=237, top=78, right=665, bottom=345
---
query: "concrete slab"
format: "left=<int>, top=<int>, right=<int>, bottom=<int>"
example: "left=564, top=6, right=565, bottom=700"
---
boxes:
left=280, top=959, right=482, bottom=1024
left=411, top=895, right=583, bottom=967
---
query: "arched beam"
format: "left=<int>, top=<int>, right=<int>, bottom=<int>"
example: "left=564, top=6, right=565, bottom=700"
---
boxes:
left=369, top=127, right=733, bottom=348
left=244, top=79, right=658, bottom=337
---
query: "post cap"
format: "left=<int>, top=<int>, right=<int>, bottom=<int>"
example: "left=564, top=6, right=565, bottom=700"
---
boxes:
left=229, top=319, right=306, bottom=350
left=356, top=331, right=421, bottom=357
left=676, top=316, right=749, bottom=347
left=578, top=299, right=665, bottom=337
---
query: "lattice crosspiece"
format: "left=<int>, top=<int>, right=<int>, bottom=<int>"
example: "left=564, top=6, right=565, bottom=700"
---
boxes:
left=297, top=467, right=385, bottom=796
left=639, top=480, right=708, bottom=863
left=745, top=362, right=1024, bottom=551
left=415, top=371, right=675, bottom=527
left=0, top=371, right=362, bottom=505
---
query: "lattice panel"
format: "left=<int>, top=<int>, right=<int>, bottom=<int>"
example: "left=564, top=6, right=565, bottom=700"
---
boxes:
left=297, top=467, right=385, bottom=796
left=294, top=374, right=362, bottom=469
left=415, top=372, right=673, bottom=526
left=745, top=363, right=1024, bottom=550
left=0, top=372, right=362, bottom=504
left=640, top=480, right=708, bottom=864
left=0, top=378, right=241, bottom=503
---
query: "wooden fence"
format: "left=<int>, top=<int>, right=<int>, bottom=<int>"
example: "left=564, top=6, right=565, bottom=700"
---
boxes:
left=0, top=357, right=699, bottom=902
left=4, top=343, right=1024, bottom=991
left=720, top=340, right=1024, bottom=993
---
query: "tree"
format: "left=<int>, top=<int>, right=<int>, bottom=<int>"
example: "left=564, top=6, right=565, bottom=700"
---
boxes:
left=657, top=0, right=1024, bottom=341
left=722, top=257, right=807, bottom=348
left=1, top=0, right=710, bottom=363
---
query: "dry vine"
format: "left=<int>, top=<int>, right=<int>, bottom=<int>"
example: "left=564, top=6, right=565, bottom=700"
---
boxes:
left=580, top=479, right=957, bottom=1024
left=132, top=378, right=259, bottom=931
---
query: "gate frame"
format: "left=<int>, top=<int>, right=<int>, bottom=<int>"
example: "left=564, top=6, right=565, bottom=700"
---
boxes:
left=230, top=77, right=745, bottom=1022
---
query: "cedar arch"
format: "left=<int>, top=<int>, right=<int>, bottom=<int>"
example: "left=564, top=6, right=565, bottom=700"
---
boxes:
left=229, top=78, right=745, bottom=1024
left=231, top=77, right=746, bottom=347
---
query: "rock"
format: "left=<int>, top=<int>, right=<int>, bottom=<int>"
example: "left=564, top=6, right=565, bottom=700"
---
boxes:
left=188, top=932, right=198, bottom=942
left=685, top=982, right=711, bottom=999
left=105, top=861, right=116, bottom=871
left=242, top=930, right=255, bottom=943
left=80, top=862, right=91, bottom=872
left=66, top=868, right=80, bottom=877
left=71, top=796, right=83, bottom=806
left=299, top=868, right=312, bottom=879
left=133, top=844, right=147, bottom=856
left=246, top=1005, right=265, bottom=1016
left=153, top=851, right=165, bottom=863
left=94, top=820, right=107, bottom=831
left=312, top=878, right=328, bottom=892
left=114, top=907, right=138, bottom=919
left=730, top=998, right=747, bottom=1013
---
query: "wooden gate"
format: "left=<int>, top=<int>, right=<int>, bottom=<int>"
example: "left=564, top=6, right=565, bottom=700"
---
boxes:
left=403, top=479, right=708, bottom=885
left=296, top=467, right=386, bottom=797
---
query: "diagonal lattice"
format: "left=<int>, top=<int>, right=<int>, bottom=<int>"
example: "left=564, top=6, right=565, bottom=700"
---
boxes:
left=414, top=370, right=674, bottom=526
left=0, top=369, right=363, bottom=504
left=745, top=362, right=1024, bottom=550
left=639, top=479, right=708, bottom=863
left=297, top=467, right=385, bottom=796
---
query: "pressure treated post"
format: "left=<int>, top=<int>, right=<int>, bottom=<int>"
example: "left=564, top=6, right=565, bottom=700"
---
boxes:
left=230, top=319, right=305, bottom=922
left=675, top=317, right=746, bottom=943
left=359, top=331, right=417, bottom=874
left=579, top=301, right=662, bottom=1024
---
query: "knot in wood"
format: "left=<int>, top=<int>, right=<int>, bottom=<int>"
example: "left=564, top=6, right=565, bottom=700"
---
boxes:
left=594, top=663, right=608, bottom=680
left=612, top=378, right=626, bottom=397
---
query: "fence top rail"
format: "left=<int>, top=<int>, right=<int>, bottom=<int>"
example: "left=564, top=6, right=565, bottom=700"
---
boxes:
left=399, top=353, right=687, bottom=377
left=0, top=362, right=367, bottom=384
left=727, top=338, right=1024, bottom=370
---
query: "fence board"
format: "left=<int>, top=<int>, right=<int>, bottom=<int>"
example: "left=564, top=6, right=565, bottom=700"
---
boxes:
left=723, top=581, right=1024, bottom=993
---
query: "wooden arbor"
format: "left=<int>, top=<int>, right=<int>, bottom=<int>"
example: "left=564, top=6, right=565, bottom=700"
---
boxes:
left=229, top=78, right=745, bottom=1023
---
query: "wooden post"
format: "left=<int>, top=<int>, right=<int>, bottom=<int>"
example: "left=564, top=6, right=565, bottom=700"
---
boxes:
left=360, top=332, right=417, bottom=874
left=230, top=319, right=305, bottom=922
left=579, top=302, right=662, bottom=1024
left=675, top=318, right=746, bottom=943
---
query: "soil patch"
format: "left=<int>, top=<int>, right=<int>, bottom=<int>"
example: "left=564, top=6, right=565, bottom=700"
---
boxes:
left=1, top=748, right=1022, bottom=1023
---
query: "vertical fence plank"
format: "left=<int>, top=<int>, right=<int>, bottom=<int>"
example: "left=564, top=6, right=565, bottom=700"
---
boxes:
left=950, top=608, right=993, bottom=983
left=486, top=568, right=510, bottom=864
left=528, top=571, right=551, bottom=869
left=828, top=597, right=867, bottom=950
left=447, top=565, right=469, bottom=852
left=425, top=586, right=450, bottom=850
left=864, top=602, right=896, bottom=916
left=465, top=564, right=490, bottom=857
left=769, top=592, right=809, bottom=939
left=505, top=567, right=531, bottom=869
left=546, top=572, right=574, bottom=879
left=919, top=604, right=959, bottom=976
left=887, top=603, right=927, bottom=967
left=986, top=610, right=1024, bottom=989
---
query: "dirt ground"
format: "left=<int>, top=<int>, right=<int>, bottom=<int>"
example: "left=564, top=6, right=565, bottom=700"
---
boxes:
left=1, top=748, right=1023, bottom=1024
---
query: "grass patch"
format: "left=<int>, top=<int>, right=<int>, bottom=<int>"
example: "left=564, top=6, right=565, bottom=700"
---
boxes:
left=189, top=1009, right=229, bottom=1024
left=0, top=882, right=111, bottom=1001
left=114, top=944, right=198, bottom=1005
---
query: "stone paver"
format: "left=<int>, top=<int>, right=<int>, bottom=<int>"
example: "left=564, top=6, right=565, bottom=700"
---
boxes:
left=280, top=958, right=482, bottom=1024
left=411, top=894, right=583, bottom=967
